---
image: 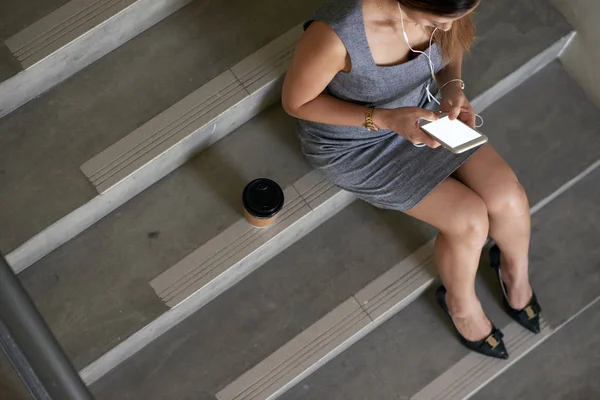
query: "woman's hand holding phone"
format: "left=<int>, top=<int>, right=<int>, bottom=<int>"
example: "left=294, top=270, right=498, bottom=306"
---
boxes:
left=375, top=107, right=442, bottom=148
left=441, top=83, right=476, bottom=129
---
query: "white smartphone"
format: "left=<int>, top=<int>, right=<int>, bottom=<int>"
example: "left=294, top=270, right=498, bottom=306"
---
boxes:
left=420, top=113, right=488, bottom=154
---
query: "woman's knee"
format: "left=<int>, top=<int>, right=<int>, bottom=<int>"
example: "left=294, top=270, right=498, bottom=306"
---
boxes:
left=442, top=195, right=489, bottom=246
left=486, top=180, right=529, bottom=218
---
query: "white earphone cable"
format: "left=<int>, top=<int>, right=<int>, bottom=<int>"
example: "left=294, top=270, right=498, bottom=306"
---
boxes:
left=398, top=3, right=484, bottom=129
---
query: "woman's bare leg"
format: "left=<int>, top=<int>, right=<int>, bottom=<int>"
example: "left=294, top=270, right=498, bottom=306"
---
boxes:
left=455, top=145, right=532, bottom=309
left=405, top=177, right=491, bottom=341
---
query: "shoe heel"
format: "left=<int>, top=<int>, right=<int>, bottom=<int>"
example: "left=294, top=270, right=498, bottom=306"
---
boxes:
left=435, top=285, right=509, bottom=360
left=488, top=246, right=542, bottom=334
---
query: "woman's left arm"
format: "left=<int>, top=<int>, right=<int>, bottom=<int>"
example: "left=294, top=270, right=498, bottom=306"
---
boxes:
left=435, top=53, right=477, bottom=128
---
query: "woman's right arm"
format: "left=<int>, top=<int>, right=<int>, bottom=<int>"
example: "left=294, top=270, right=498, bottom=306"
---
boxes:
left=282, top=21, right=440, bottom=148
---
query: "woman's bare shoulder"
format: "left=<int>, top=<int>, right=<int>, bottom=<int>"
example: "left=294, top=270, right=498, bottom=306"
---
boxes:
left=282, top=20, right=350, bottom=112
left=297, top=20, right=349, bottom=72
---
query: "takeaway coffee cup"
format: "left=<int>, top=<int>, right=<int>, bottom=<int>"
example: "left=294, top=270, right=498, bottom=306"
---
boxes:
left=242, top=178, right=285, bottom=228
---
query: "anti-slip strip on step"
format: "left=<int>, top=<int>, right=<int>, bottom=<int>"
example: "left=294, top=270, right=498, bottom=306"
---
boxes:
left=156, top=195, right=308, bottom=304
left=85, top=79, right=244, bottom=185
left=356, top=240, right=436, bottom=319
left=240, top=47, right=296, bottom=90
left=440, top=327, right=545, bottom=400
left=79, top=25, right=305, bottom=195
left=412, top=318, right=552, bottom=400
left=292, top=170, right=342, bottom=210
left=154, top=194, right=307, bottom=302
left=216, top=298, right=371, bottom=400
left=5, top=0, right=134, bottom=68
left=300, top=179, right=337, bottom=209
left=363, top=260, right=434, bottom=318
left=10, top=0, right=127, bottom=59
left=218, top=240, right=439, bottom=400
left=81, top=70, right=248, bottom=194
left=150, top=170, right=353, bottom=308
left=236, top=307, right=367, bottom=400
left=231, top=25, right=303, bottom=93
left=150, top=185, right=309, bottom=307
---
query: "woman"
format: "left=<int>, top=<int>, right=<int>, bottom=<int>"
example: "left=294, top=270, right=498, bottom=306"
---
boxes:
left=282, top=0, right=542, bottom=359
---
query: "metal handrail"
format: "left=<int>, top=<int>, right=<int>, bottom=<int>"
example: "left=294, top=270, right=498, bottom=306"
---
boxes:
left=0, top=254, right=94, bottom=400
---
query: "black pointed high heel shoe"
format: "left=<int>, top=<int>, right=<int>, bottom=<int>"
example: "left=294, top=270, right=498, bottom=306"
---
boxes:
left=435, top=285, right=509, bottom=359
left=489, top=245, right=542, bottom=334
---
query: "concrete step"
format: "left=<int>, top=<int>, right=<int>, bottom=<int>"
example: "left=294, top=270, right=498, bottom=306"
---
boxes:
left=471, top=299, right=600, bottom=400
left=86, top=60, right=600, bottom=399
left=281, top=164, right=600, bottom=400
left=0, top=0, right=194, bottom=118
left=0, top=0, right=323, bottom=273
left=0, top=0, right=69, bottom=83
left=462, top=0, right=573, bottom=99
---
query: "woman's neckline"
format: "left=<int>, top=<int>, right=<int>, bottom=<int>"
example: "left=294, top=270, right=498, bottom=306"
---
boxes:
left=359, top=0, right=438, bottom=69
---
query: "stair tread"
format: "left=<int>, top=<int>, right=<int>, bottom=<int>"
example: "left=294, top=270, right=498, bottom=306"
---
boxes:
left=0, top=44, right=20, bottom=82
left=472, top=300, right=600, bottom=400
left=0, top=0, right=68, bottom=41
left=463, top=0, right=571, bottom=99
left=5, top=0, right=138, bottom=69
left=88, top=60, right=600, bottom=398
left=412, top=318, right=553, bottom=400
left=0, top=0, right=74, bottom=84
left=6, top=0, right=145, bottom=69
left=282, top=162, right=600, bottom=400
left=0, top=0, right=319, bottom=254
left=471, top=61, right=600, bottom=207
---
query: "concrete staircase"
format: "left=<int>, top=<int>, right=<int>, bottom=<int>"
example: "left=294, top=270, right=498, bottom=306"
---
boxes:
left=1, top=0, right=599, bottom=399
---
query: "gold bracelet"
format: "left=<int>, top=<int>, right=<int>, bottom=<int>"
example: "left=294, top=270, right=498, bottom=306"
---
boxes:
left=364, top=107, right=379, bottom=132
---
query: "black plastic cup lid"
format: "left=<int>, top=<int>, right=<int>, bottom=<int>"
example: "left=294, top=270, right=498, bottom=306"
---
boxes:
left=242, top=178, right=285, bottom=219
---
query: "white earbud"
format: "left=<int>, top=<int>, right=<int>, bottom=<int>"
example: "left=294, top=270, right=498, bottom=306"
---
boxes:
left=397, top=3, right=484, bottom=130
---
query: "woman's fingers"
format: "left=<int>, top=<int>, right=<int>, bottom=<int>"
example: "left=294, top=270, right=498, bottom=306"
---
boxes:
left=414, top=108, right=440, bottom=122
left=410, top=129, right=441, bottom=148
left=458, top=106, right=477, bottom=129
left=445, top=98, right=462, bottom=121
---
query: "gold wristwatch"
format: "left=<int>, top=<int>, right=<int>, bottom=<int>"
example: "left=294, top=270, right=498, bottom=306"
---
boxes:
left=364, top=107, right=379, bottom=132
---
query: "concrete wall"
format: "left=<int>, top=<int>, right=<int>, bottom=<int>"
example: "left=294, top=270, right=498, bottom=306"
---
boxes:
left=553, top=0, right=600, bottom=108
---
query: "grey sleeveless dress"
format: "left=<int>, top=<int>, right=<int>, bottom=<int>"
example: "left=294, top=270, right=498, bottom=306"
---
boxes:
left=297, top=0, right=478, bottom=211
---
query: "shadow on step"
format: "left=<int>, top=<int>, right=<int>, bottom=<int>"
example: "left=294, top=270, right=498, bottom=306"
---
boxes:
left=0, top=44, right=20, bottom=84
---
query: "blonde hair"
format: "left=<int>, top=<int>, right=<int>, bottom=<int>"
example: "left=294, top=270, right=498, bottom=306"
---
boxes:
left=434, top=14, right=476, bottom=61
left=398, top=0, right=478, bottom=61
